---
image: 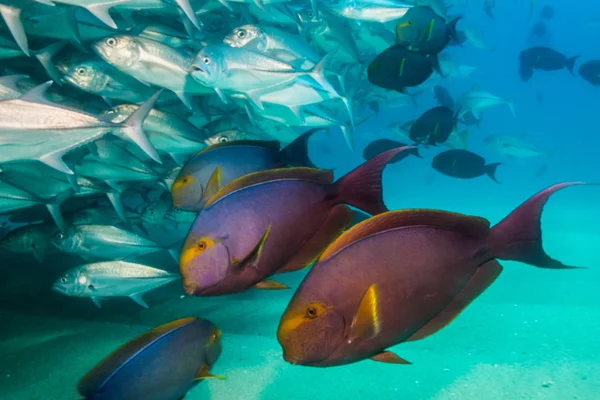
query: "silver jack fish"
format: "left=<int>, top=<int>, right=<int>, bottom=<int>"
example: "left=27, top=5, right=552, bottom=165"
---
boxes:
left=52, top=261, right=179, bottom=308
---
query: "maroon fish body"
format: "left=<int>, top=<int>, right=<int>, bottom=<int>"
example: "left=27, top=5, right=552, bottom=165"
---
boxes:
left=278, top=183, right=586, bottom=367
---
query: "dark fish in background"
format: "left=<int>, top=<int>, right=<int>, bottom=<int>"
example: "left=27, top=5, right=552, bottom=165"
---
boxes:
left=540, top=5, right=555, bottom=20
left=368, top=45, right=440, bottom=92
left=277, top=183, right=586, bottom=367
left=433, top=85, right=455, bottom=109
left=171, top=129, right=319, bottom=211
left=484, top=0, right=496, bottom=20
left=395, top=6, right=462, bottom=55
left=519, top=46, right=578, bottom=82
left=537, top=91, right=543, bottom=104
left=179, top=148, right=412, bottom=296
left=432, top=149, right=501, bottom=182
left=363, top=139, right=422, bottom=163
left=410, top=106, right=456, bottom=145
left=579, top=60, right=600, bottom=86
left=78, top=317, right=223, bottom=400
left=532, top=21, right=548, bottom=37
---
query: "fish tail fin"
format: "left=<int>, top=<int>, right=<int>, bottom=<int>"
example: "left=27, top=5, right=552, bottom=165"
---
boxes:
left=331, top=147, right=414, bottom=215
left=489, top=182, right=589, bottom=269
left=565, top=56, right=579, bottom=75
left=306, top=53, right=340, bottom=97
left=106, top=192, right=126, bottom=221
left=447, top=16, right=462, bottom=44
left=32, top=40, right=69, bottom=84
left=280, top=128, right=323, bottom=168
left=483, top=163, right=502, bottom=183
left=0, top=4, right=28, bottom=55
left=122, top=90, right=162, bottom=164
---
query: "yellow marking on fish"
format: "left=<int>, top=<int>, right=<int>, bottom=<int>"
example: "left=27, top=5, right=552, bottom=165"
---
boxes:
left=279, top=303, right=330, bottom=338
left=349, top=284, right=381, bottom=343
left=398, top=58, right=406, bottom=77
left=399, top=21, right=412, bottom=28
left=180, top=237, right=216, bottom=268
left=172, top=175, right=195, bottom=192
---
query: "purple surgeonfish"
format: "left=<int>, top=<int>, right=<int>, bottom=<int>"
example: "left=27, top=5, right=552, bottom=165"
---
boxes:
left=277, top=182, right=588, bottom=367
left=78, top=317, right=223, bottom=400
left=171, top=129, right=321, bottom=212
left=179, top=147, right=414, bottom=296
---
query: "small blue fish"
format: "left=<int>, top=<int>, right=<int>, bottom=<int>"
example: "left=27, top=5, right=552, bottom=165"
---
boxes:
left=78, top=317, right=223, bottom=400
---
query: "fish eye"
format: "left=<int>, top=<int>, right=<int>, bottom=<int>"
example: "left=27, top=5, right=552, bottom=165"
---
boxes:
left=218, top=136, right=228, bottom=143
left=182, top=177, right=189, bottom=183
left=30, top=243, right=36, bottom=249
left=55, top=233, right=64, bottom=240
left=306, top=307, right=318, bottom=319
left=236, top=29, right=246, bottom=38
left=197, top=241, right=207, bottom=250
left=76, top=67, right=86, bottom=75
left=203, top=57, right=211, bottom=65
left=60, top=277, right=67, bottom=283
left=307, top=11, right=314, bottom=17
left=106, top=37, right=117, bottom=46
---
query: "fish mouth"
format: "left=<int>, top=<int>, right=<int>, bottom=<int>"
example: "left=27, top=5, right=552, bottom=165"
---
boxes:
left=191, top=64, right=204, bottom=74
left=183, top=281, right=218, bottom=296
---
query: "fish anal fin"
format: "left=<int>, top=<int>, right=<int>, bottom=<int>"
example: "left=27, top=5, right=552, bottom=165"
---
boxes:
left=348, top=284, right=381, bottom=343
left=129, top=293, right=149, bottom=308
left=254, top=280, right=289, bottom=290
left=205, top=168, right=333, bottom=208
left=319, top=210, right=490, bottom=263
left=371, top=350, right=411, bottom=364
left=278, top=205, right=354, bottom=273
left=406, top=260, right=503, bottom=342
left=195, top=363, right=225, bottom=380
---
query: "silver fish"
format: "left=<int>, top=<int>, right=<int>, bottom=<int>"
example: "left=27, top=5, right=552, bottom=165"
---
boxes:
left=50, top=224, right=178, bottom=261
left=0, top=83, right=161, bottom=173
left=52, top=261, right=179, bottom=308
left=92, top=35, right=211, bottom=108
left=0, top=223, right=59, bottom=263
left=321, top=0, right=413, bottom=23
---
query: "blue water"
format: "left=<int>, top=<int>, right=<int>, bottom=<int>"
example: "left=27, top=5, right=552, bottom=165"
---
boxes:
left=1, top=0, right=600, bottom=399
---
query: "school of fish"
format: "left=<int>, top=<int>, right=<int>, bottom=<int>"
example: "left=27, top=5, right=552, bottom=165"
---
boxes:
left=0, top=0, right=596, bottom=399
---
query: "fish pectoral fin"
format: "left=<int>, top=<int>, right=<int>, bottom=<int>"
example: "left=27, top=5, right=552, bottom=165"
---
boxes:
left=233, top=224, right=272, bottom=269
left=406, top=260, right=503, bottom=342
left=129, top=293, right=149, bottom=308
left=371, top=351, right=411, bottom=364
left=420, top=19, right=435, bottom=42
left=31, top=249, right=45, bottom=264
left=278, top=205, right=354, bottom=273
left=90, top=296, right=103, bottom=308
left=195, top=363, right=226, bottom=381
left=348, top=284, right=381, bottom=343
left=201, top=166, right=222, bottom=201
left=253, top=280, right=289, bottom=290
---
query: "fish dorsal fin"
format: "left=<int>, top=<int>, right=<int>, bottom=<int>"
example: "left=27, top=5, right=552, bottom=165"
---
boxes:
left=195, top=140, right=281, bottom=157
left=19, top=81, right=53, bottom=104
left=319, top=210, right=490, bottom=263
left=348, top=284, right=381, bottom=343
left=78, top=317, right=197, bottom=397
left=204, top=167, right=333, bottom=208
